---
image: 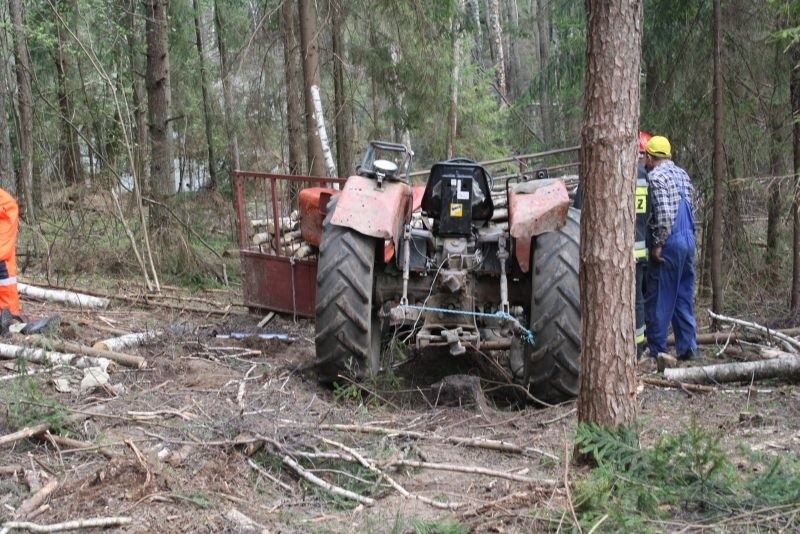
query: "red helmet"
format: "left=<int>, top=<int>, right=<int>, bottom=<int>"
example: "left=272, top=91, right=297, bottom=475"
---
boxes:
left=638, top=132, right=652, bottom=153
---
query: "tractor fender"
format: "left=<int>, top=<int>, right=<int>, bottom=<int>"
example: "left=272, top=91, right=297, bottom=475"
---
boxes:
left=508, top=179, right=570, bottom=272
left=330, top=175, right=412, bottom=262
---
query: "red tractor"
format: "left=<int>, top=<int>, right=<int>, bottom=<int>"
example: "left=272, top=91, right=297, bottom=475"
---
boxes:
left=309, top=141, right=580, bottom=403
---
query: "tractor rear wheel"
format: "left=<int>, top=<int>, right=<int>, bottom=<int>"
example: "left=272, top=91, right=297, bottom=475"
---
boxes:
left=315, top=209, right=381, bottom=384
left=518, top=207, right=581, bottom=404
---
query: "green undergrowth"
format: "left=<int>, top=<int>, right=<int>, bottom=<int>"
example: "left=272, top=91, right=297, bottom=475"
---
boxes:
left=570, top=420, right=800, bottom=532
left=3, top=370, right=69, bottom=434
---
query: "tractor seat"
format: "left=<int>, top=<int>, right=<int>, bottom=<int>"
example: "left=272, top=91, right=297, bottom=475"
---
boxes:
left=420, top=159, right=494, bottom=223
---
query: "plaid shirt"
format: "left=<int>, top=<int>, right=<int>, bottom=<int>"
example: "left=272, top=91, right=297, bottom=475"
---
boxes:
left=648, top=161, right=694, bottom=246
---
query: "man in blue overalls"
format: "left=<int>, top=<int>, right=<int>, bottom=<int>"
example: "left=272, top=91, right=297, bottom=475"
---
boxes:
left=644, top=136, right=698, bottom=361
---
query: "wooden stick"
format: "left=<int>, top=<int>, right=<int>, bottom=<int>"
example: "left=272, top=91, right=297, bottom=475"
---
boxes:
left=0, top=424, right=50, bottom=447
left=43, top=432, right=114, bottom=459
left=93, top=331, right=162, bottom=352
left=381, top=459, right=555, bottom=485
left=0, top=516, right=131, bottom=532
left=708, top=310, right=800, bottom=353
left=27, top=336, right=146, bottom=369
left=664, top=355, right=800, bottom=384
left=0, top=465, right=24, bottom=476
left=0, top=343, right=111, bottom=371
left=15, top=478, right=58, bottom=520
left=641, top=376, right=717, bottom=393
left=18, top=284, right=110, bottom=309
left=280, top=454, right=375, bottom=506
left=246, top=458, right=293, bottom=492
left=322, top=438, right=463, bottom=510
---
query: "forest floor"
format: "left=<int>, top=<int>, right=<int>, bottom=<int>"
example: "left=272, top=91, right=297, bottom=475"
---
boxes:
left=1, top=283, right=799, bottom=533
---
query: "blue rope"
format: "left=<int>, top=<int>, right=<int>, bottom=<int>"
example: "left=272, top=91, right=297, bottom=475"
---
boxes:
left=399, top=304, right=535, bottom=344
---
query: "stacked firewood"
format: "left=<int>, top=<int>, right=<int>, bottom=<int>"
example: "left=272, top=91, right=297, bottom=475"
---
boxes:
left=250, top=210, right=315, bottom=259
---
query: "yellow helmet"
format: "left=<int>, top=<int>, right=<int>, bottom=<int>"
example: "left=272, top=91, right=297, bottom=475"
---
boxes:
left=646, top=136, right=671, bottom=158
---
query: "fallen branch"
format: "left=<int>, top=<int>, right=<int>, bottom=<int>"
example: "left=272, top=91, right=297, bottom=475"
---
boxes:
left=641, top=376, right=717, bottom=393
left=0, top=343, right=111, bottom=371
left=280, top=454, right=374, bottom=506
left=27, top=336, right=146, bottom=369
left=93, top=331, right=162, bottom=352
left=0, top=516, right=131, bottom=533
left=15, top=478, right=58, bottom=520
left=17, top=284, right=109, bottom=309
left=246, top=458, right=293, bottom=492
left=323, top=438, right=463, bottom=510
left=664, top=355, right=800, bottom=384
left=381, top=459, right=555, bottom=485
left=0, top=465, right=24, bottom=476
left=43, top=431, right=114, bottom=459
left=708, top=310, right=800, bottom=353
left=0, top=424, right=51, bottom=447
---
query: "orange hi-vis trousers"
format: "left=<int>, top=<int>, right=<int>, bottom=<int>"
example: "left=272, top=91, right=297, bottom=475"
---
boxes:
left=0, top=189, right=20, bottom=315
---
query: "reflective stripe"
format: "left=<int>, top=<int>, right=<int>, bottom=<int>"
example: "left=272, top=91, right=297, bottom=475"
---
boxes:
left=0, top=276, right=16, bottom=286
left=636, top=325, right=645, bottom=345
left=634, top=240, right=647, bottom=259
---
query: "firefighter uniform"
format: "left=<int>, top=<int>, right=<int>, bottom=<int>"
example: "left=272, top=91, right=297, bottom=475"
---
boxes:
left=0, top=189, right=20, bottom=316
left=634, top=165, right=648, bottom=356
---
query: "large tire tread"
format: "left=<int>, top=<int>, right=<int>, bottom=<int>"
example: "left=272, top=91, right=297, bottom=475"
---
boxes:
left=315, top=220, right=377, bottom=384
left=522, top=207, right=582, bottom=403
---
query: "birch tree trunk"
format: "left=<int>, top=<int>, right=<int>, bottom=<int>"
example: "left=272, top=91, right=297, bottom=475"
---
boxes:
left=214, top=0, right=240, bottom=173
left=192, top=0, right=217, bottom=190
left=298, top=0, right=326, bottom=177
left=577, top=0, right=642, bottom=430
left=311, top=85, right=336, bottom=177
left=9, top=0, right=35, bottom=221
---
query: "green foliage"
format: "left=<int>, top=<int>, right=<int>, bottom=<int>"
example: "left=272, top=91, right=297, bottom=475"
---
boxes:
left=409, top=518, right=469, bottom=534
left=571, top=420, right=800, bottom=531
left=6, top=374, right=68, bottom=433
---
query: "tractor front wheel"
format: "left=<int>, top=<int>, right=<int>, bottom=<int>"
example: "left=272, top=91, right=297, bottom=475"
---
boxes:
left=315, top=210, right=382, bottom=384
left=519, top=207, right=582, bottom=404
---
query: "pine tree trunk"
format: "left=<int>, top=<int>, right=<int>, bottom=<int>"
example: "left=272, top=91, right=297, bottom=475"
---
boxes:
left=765, top=111, right=783, bottom=271
left=214, top=0, right=239, bottom=173
left=447, top=0, right=465, bottom=159
left=145, top=0, right=174, bottom=206
left=298, top=0, right=325, bottom=177
left=536, top=0, right=551, bottom=144
left=331, top=0, right=352, bottom=177
left=192, top=0, right=217, bottom=190
left=126, top=0, right=150, bottom=194
left=791, top=44, right=800, bottom=311
left=54, top=1, right=83, bottom=187
left=0, top=19, right=16, bottom=194
left=282, top=0, right=302, bottom=175
left=488, top=0, right=506, bottom=99
left=711, top=0, right=724, bottom=317
left=468, top=0, right=482, bottom=61
left=577, top=0, right=642, bottom=430
left=8, top=0, right=35, bottom=221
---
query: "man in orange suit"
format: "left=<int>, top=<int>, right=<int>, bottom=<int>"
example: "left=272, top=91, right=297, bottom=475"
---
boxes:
left=0, top=188, right=20, bottom=316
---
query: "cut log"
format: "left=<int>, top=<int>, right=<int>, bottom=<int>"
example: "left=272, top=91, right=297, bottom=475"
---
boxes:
left=252, top=232, right=270, bottom=246
left=664, top=355, right=800, bottom=384
left=280, top=229, right=302, bottom=244
left=0, top=424, right=49, bottom=447
left=27, top=336, right=146, bottom=369
left=0, top=343, right=111, bottom=371
left=93, top=331, right=162, bottom=352
left=17, top=284, right=109, bottom=309
left=490, top=208, right=508, bottom=221
left=708, top=310, right=800, bottom=353
left=292, top=244, right=313, bottom=259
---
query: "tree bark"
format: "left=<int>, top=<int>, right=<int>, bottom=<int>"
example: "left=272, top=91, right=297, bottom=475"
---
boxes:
left=468, top=0, right=482, bottom=61
left=710, top=0, right=724, bottom=318
left=8, top=0, right=35, bottom=221
left=487, top=0, right=506, bottom=99
left=0, top=13, right=16, bottom=193
left=577, top=0, right=642, bottom=429
left=192, top=0, right=217, bottom=190
left=447, top=0, right=465, bottom=159
left=664, top=355, right=800, bottom=384
left=331, top=0, right=352, bottom=177
left=765, top=109, right=783, bottom=271
left=298, top=0, right=326, bottom=177
left=536, top=0, right=552, bottom=144
left=791, top=43, right=800, bottom=311
left=126, top=0, right=150, bottom=194
left=213, top=0, right=239, bottom=173
left=282, top=0, right=303, bottom=175
left=54, top=0, right=83, bottom=187
left=145, top=0, right=174, bottom=209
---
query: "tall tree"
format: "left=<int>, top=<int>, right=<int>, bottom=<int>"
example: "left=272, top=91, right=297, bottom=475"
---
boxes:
left=487, top=0, right=507, bottom=99
left=282, top=0, right=302, bottom=175
left=0, top=8, right=16, bottom=194
left=791, top=43, right=800, bottom=311
left=536, top=0, right=552, bottom=144
left=145, top=0, right=175, bottom=207
left=54, top=0, right=83, bottom=186
left=710, top=0, right=724, bottom=316
left=331, top=0, right=352, bottom=177
left=213, top=0, right=239, bottom=173
left=192, top=0, right=217, bottom=190
left=8, top=0, right=35, bottom=221
left=447, top=0, right=465, bottom=159
left=298, top=0, right=325, bottom=177
left=126, top=0, right=150, bottom=193
left=577, top=0, right=642, bottom=430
